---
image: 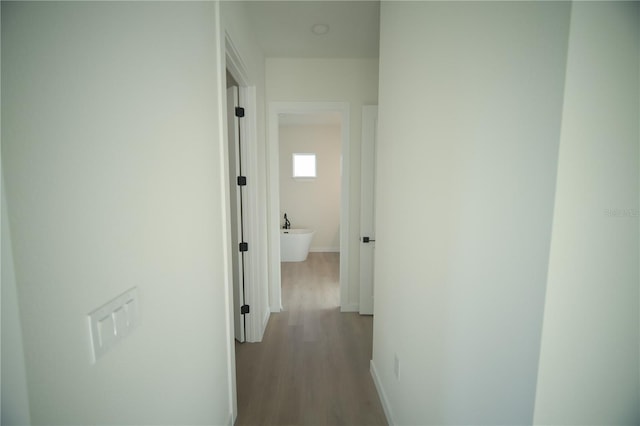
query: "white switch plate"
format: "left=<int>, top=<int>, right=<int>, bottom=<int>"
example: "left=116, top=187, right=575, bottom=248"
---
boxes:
left=88, top=287, right=139, bottom=363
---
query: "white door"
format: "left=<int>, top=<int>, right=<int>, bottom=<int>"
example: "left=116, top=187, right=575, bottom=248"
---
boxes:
left=227, top=86, right=247, bottom=342
left=359, top=106, right=378, bottom=315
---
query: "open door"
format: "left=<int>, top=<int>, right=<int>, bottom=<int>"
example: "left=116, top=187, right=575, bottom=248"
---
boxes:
left=227, top=85, right=248, bottom=342
left=359, top=106, right=378, bottom=315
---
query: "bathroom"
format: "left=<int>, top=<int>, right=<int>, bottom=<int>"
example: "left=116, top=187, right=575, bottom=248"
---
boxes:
left=278, top=112, right=341, bottom=263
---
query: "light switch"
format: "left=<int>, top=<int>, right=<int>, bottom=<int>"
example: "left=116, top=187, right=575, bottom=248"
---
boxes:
left=113, top=307, right=128, bottom=336
left=88, top=287, right=139, bottom=363
left=98, top=314, right=115, bottom=347
left=125, top=297, right=139, bottom=329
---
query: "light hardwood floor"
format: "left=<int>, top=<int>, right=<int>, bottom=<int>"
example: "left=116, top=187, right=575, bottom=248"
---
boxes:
left=234, top=252, right=388, bottom=426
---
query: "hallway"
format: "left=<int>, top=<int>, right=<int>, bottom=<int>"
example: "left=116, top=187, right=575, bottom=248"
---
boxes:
left=234, top=253, right=388, bottom=426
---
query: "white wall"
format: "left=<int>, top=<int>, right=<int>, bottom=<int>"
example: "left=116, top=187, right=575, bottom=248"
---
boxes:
left=279, top=124, right=341, bottom=252
left=2, top=2, right=232, bottom=424
left=266, top=58, right=379, bottom=308
left=534, top=2, right=640, bottom=424
left=221, top=1, right=271, bottom=337
left=372, top=2, right=571, bottom=424
left=2, top=179, right=31, bottom=425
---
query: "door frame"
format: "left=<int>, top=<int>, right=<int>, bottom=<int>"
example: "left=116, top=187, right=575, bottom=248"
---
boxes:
left=266, top=102, right=350, bottom=312
left=226, top=86, right=246, bottom=342
left=224, top=36, right=263, bottom=343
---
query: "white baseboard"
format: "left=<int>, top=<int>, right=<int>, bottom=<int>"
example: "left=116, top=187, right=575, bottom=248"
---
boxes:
left=340, top=303, right=359, bottom=312
left=309, top=247, right=340, bottom=253
left=270, top=304, right=282, bottom=313
left=370, top=360, right=395, bottom=426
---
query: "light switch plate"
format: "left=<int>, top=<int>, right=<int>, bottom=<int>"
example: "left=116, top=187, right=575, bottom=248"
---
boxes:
left=88, top=287, right=139, bottom=363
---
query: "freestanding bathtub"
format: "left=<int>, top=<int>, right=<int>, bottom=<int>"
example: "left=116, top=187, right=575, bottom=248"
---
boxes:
left=280, top=229, right=315, bottom=262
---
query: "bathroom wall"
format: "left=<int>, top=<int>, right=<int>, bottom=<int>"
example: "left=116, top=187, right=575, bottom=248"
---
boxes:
left=279, top=123, right=341, bottom=252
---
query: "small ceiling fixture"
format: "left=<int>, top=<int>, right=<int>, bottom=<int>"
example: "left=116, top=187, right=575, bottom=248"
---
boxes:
left=311, top=23, right=330, bottom=35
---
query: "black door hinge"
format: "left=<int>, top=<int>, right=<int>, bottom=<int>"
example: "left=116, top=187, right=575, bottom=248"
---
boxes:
left=235, top=107, right=245, bottom=118
left=237, top=176, right=247, bottom=186
left=241, top=304, right=250, bottom=315
left=239, top=242, right=248, bottom=252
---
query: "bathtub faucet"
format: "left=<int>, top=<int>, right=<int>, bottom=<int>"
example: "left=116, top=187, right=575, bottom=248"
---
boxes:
left=283, top=213, right=291, bottom=229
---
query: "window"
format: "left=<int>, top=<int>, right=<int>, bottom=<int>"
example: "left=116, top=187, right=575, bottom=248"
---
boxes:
left=292, top=153, right=316, bottom=178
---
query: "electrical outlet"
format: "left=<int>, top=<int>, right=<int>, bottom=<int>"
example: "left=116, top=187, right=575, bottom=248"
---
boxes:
left=394, top=354, right=400, bottom=379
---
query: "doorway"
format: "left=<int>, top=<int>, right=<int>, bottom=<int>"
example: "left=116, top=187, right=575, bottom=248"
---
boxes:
left=267, top=102, right=350, bottom=312
left=278, top=112, right=342, bottom=311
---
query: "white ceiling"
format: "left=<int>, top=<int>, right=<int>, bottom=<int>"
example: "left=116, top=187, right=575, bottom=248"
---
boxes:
left=244, top=1, right=381, bottom=58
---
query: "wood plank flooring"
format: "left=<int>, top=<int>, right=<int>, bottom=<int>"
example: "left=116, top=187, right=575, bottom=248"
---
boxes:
left=234, top=252, right=388, bottom=426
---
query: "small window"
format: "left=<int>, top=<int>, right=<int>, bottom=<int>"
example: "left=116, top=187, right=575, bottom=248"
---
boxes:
left=292, top=153, right=316, bottom=178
